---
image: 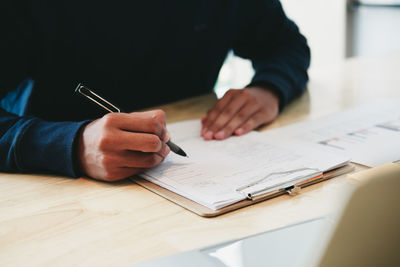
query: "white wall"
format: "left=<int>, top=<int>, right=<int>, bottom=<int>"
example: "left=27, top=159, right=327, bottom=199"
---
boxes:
left=280, top=0, right=347, bottom=69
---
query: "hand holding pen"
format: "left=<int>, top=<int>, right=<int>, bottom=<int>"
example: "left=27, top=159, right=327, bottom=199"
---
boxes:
left=75, top=83, right=187, bottom=182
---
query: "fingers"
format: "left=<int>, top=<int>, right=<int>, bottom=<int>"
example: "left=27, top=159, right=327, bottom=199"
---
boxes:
left=118, top=147, right=169, bottom=168
left=214, top=100, right=260, bottom=139
left=93, top=145, right=170, bottom=182
left=102, top=151, right=166, bottom=170
left=202, top=89, right=253, bottom=140
left=207, top=94, right=248, bottom=138
left=201, top=89, right=237, bottom=136
left=97, top=110, right=169, bottom=152
left=234, top=110, right=271, bottom=136
left=81, top=145, right=169, bottom=182
left=100, top=131, right=164, bottom=153
left=201, top=87, right=279, bottom=140
left=103, top=109, right=168, bottom=141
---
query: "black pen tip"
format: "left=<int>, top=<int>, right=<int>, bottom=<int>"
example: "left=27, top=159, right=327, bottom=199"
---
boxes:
left=166, top=140, right=187, bottom=157
left=178, top=149, right=187, bottom=157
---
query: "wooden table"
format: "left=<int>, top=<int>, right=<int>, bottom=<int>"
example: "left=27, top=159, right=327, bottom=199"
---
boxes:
left=1, top=52, right=400, bottom=267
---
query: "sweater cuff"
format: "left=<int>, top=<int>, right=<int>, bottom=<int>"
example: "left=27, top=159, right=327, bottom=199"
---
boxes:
left=247, top=71, right=297, bottom=112
left=18, top=119, right=89, bottom=177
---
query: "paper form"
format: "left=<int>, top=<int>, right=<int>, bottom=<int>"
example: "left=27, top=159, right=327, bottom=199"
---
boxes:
left=261, top=99, right=400, bottom=167
left=140, top=120, right=349, bottom=210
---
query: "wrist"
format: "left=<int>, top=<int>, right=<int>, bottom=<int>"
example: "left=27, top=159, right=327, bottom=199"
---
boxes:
left=73, top=121, right=91, bottom=177
left=246, top=82, right=284, bottom=112
left=246, top=86, right=280, bottom=112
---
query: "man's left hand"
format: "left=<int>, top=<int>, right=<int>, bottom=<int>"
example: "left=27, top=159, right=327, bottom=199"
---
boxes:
left=201, top=86, right=279, bottom=140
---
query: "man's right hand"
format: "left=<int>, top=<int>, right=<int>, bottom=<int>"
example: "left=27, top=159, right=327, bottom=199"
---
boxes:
left=77, top=110, right=170, bottom=182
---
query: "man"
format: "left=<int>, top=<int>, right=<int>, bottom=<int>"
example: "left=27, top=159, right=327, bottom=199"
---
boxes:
left=0, top=0, right=310, bottom=181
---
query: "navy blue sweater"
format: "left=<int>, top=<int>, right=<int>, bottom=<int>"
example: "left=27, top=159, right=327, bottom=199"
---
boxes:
left=0, top=0, right=310, bottom=177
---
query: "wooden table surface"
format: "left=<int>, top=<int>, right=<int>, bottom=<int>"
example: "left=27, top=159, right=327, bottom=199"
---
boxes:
left=1, top=52, right=400, bottom=267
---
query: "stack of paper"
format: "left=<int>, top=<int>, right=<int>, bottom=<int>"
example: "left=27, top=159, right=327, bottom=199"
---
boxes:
left=260, top=99, right=400, bottom=167
left=140, top=120, right=350, bottom=210
left=138, top=99, right=400, bottom=211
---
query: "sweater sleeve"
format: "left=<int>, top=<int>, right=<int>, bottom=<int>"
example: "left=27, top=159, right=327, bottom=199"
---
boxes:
left=232, top=0, right=311, bottom=111
left=0, top=108, right=89, bottom=177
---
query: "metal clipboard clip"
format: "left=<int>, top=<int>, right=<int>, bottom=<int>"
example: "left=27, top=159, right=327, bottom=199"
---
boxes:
left=235, top=167, right=323, bottom=201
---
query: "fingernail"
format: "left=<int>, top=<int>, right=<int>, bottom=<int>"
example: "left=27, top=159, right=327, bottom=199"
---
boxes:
left=204, top=131, right=213, bottom=140
left=201, top=127, right=208, bottom=136
left=235, top=128, right=244, bottom=135
left=215, top=130, right=225, bottom=139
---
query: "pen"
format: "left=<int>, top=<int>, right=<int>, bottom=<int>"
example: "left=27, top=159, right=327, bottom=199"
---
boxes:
left=75, top=83, right=187, bottom=157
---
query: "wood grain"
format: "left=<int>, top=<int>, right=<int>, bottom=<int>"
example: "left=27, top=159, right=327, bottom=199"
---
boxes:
left=1, top=52, right=399, bottom=267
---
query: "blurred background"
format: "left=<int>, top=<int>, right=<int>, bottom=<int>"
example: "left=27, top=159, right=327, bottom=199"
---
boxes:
left=214, top=0, right=400, bottom=97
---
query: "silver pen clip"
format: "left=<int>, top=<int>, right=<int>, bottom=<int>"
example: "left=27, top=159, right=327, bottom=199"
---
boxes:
left=75, top=83, right=121, bottom=113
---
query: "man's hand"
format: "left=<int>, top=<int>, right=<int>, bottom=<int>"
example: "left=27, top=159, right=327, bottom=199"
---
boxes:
left=78, top=110, right=170, bottom=182
left=201, top=86, right=279, bottom=140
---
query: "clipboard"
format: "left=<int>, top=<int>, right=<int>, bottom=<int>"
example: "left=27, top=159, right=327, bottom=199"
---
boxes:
left=132, top=164, right=355, bottom=217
